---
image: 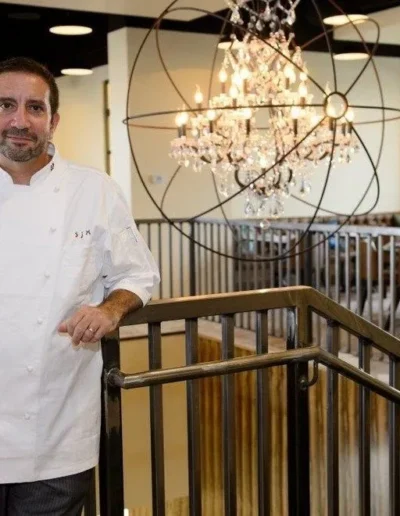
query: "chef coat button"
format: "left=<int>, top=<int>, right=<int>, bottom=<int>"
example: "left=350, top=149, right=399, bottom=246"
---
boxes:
left=24, top=413, right=31, bottom=420
left=44, top=271, right=51, bottom=279
left=50, top=226, right=57, bottom=233
left=27, top=365, right=34, bottom=373
left=37, top=317, right=44, bottom=325
left=53, top=186, right=60, bottom=193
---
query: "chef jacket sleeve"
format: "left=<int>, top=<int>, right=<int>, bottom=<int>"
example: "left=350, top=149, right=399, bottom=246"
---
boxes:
left=101, top=181, right=160, bottom=306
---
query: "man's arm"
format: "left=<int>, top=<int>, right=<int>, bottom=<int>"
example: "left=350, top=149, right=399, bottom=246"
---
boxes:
left=58, top=289, right=143, bottom=346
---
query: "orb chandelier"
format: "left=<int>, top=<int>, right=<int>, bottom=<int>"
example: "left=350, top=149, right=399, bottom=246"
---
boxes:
left=169, top=0, right=359, bottom=223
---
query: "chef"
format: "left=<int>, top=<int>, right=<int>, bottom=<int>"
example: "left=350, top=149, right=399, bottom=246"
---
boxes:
left=0, top=57, right=159, bottom=515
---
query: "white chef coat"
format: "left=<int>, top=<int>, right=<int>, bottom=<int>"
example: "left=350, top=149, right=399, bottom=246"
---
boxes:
left=0, top=145, right=160, bottom=483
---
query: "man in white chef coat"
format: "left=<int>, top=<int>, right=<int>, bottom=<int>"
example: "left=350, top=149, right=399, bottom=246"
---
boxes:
left=0, top=57, right=160, bottom=515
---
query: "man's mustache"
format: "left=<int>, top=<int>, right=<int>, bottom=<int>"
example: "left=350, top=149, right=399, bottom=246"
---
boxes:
left=2, top=129, right=37, bottom=141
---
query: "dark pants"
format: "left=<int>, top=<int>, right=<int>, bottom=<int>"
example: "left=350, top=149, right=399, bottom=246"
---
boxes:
left=0, top=469, right=93, bottom=516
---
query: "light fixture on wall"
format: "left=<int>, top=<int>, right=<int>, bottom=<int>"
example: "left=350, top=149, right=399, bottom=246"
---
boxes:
left=169, top=0, right=359, bottom=223
left=50, top=25, right=92, bottom=35
left=61, top=68, right=93, bottom=76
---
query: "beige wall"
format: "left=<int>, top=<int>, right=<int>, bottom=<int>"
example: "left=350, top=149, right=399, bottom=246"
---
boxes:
left=54, top=65, right=108, bottom=173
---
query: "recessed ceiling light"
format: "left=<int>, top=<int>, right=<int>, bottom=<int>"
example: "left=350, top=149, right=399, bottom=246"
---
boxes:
left=334, top=52, right=370, bottom=61
left=61, top=68, right=93, bottom=76
left=323, top=14, right=369, bottom=26
left=50, top=25, right=92, bottom=36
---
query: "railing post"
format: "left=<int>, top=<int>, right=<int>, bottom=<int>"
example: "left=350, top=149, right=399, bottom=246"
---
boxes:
left=287, top=305, right=311, bottom=516
left=303, top=231, right=314, bottom=343
left=189, top=221, right=196, bottom=296
left=99, top=330, right=125, bottom=516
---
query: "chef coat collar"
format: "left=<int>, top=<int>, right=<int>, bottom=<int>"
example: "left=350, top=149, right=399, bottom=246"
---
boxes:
left=0, top=142, right=59, bottom=189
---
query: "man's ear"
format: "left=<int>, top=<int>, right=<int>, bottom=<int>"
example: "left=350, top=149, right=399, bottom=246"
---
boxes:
left=50, top=113, right=60, bottom=138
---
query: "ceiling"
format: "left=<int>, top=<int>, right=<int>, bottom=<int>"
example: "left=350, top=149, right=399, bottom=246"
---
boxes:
left=0, top=0, right=399, bottom=77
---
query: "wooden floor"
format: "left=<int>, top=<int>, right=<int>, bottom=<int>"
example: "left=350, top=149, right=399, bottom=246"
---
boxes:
left=116, top=322, right=391, bottom=515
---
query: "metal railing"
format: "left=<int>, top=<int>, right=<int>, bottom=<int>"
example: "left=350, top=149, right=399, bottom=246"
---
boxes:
left=97, top=286, right=400, bottom=516
left=136, top=218, right=400, bottom=350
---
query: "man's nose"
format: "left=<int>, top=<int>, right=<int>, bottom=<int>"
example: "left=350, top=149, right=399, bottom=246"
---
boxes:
left=11, top=107, right=30, bottom=129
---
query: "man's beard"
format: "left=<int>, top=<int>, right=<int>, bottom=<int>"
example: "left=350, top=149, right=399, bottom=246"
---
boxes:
left=0, top=129, right=47, bottom=162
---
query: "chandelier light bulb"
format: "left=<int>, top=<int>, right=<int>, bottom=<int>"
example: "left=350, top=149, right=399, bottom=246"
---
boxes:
left=232, top=72, right=243, bottom=87
left=298, top=83, right=308, bottom=97
left=240, top=67, right=251, bottom=80
left=242, top=107, right=252, bottom=119
left=229, top=85, right=239, bottom=99
left=175, top=112, right=183, bottom=127
left=194, top=86, right=204, bottom=105
left=206, top=109, right=217, bottom=121
left=345, top=107, right=355, bottom=123
left=326, top=102, right=337, bottom=118
left=219, top=69, right=228, bottom=83
left=300, top=71, right=308, bottom=82
left=284, top=64, right=296, bottom=84
left=291, top=106, right=301, bottom=119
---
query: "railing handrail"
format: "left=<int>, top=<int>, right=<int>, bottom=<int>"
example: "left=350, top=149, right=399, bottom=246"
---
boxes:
left=121, top=286, right=400, bottom=359
left=107, top=346, right=400, bottom=405
left=136, top=217, right=400, bottom=236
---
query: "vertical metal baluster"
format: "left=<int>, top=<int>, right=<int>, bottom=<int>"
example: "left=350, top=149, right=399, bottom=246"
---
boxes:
left=286, top=230, right=291, bottom=287
left=287, top=307, right=311, bottom=516
left=345, top=234, right=351, bottom=353
left=326, top=321, right=339, bottom=516
left=210, top=223, right=216, bottom=321
left=239, top=225, right=244, bottom=328
left=169, top=224, right=173, bottom=298
left=196, top=223, right=201, bottom=296
left=278, top=231, right=283, bottom=337
left=262, top=227, right=266, bottom=290
left=389, top=358, right=400, bottom=516
left=210, top=223, right=215, bottom=295
left=390, top=236, right=396, bottom=335
left=316, top=233, right=322, bottom=345
left=99, top=330, right=125, bottom=516
left=359, top=337, right=371, bottom=516
left=325, top=233, right=330, bottom=298
left=256, top=311, right=270, bottom=515
left=185, top=319, right=202, bottom=516
left=295, top=230, right=300, bottom=285
left=246, top=225, right=251, bottom=329
left=147, top=223, right=151, bottom=251
left=221, top=315, right=237, bottom=516
left=205, top=225, right=209, bottom=306
left=270, top=230, right=276, bottom=336
left=367, top=235, right=372, bottom=322
left=378, top=235, right=383, bottom=330
left=158, top=223, right=163, bottom=299
left=179, top=222, right=184, bottom=297
left=225, top=223, right=229, bottom=292
left=149, top=323, right=165, bottom=516
left=335, top=233, right=340, bottom=303
left=356, top=234, right=361, bottom=316
left=218, top=224, right=222, bottom=295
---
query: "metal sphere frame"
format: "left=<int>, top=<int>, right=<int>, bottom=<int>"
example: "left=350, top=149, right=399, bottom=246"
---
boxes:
left=124, top=0, right=400, bottom=263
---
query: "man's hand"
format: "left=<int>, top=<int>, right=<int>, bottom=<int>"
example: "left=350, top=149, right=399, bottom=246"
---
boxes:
left=58, top=305, right=119, bottom=346
left=58, top=290, right=143, bottom=346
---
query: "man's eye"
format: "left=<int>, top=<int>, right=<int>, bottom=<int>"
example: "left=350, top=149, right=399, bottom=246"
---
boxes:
left=29, top=105, right=44, bottom=112
left=0, top=103, right=13, bottom=110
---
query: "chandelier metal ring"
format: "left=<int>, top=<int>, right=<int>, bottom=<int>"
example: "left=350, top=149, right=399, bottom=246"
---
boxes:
left=125, top=0, right=397, bottom=262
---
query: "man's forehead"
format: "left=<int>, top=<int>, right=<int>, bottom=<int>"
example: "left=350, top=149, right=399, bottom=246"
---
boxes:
left=0, top=72, right=50, bottom=96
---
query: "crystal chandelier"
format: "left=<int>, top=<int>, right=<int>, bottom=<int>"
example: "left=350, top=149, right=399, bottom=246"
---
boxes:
left=170, top=0, right=359, bottom=223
